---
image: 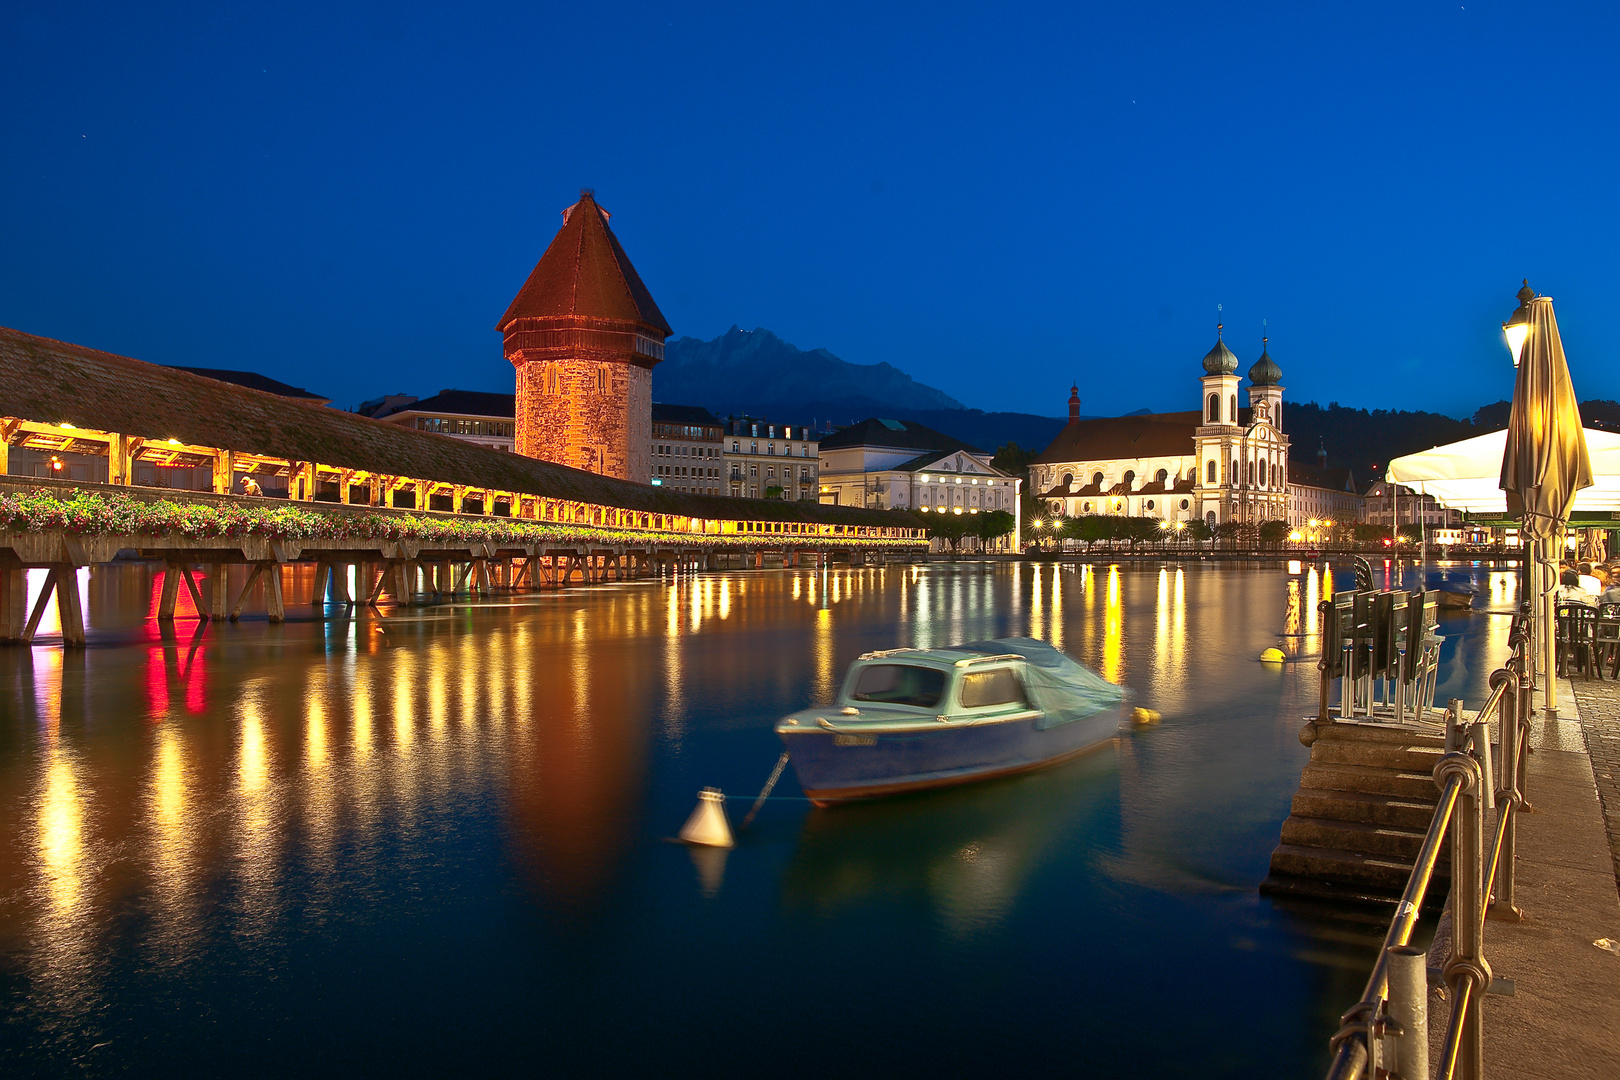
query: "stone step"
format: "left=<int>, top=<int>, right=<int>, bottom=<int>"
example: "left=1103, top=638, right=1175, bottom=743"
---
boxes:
left=1279, top=814, right=1447, bottom=862
left=1291, top=787, right=1441, bottom=830
left=1267, top=843, right=1430, bottom=894
left=1300, top=761, right=1440, bottom=800
left=1312, top=720, right=1447, bottom=747
left=1310, top=738, right=1446, bottom=772
left=1260, top=872, right=1447, bottom=914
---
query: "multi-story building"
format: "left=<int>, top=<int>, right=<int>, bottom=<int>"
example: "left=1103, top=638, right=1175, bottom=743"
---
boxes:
left=1031, top=330, right=1292, bottom=527
left=816, top=418, right=1021, bottom=547
left=363, top=390, right=517, bottom=452
left=650, top=404, right=724, bottom=494
left=723, top=417, right=819, bottom=500
left=1362, top=481, right=1460, bottom=529
left=1286, top=454, right=1362, bottom=531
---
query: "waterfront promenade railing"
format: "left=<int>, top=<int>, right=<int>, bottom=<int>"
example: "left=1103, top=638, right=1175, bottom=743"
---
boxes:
left=1323, top=607, right=1535, bottom=1080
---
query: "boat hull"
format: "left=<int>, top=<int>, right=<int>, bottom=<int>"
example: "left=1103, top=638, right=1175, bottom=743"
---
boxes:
left=780, top=706, right=1125, bottom=806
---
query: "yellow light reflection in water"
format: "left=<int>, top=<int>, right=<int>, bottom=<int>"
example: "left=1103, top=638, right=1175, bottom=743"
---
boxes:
left=719, top=578, right=731, bottom=620
left=1029, top=563, right=1042, bottom=640
left=146, top=723, right=198, bottom=957
left=814, top=607, right=836, bottom=701
left=236, top=693, right=280, bottom=931
left=307, top=699, right=329, bottom=770
left=38, top=745, right=86, bottom=920
left=1049, top=563, right=1063, bottom=651
left=1102, top=565, right=1123, bottom=684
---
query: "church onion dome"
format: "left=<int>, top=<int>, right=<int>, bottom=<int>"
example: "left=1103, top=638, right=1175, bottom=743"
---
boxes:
left=1248, top=338, right=1282, bottom=385
left=1201, top=325, right=1239, bottom=375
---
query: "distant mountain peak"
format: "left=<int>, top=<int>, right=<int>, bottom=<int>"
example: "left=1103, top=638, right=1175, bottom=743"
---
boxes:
left=654, top=327, right=966, bottom=414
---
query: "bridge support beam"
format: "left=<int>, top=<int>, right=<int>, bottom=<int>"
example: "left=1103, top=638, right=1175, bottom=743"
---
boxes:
left=1, top=567, right=25, bottom=642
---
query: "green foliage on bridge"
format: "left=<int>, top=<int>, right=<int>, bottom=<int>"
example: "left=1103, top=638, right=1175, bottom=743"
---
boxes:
left=0, top=491, right=927, bottom=550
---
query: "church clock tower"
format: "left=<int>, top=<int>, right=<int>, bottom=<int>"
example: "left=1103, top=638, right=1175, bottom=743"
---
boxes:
left=1194, top=325, right=1241, bottom=525
left=497, top=191, right=671, bottom=482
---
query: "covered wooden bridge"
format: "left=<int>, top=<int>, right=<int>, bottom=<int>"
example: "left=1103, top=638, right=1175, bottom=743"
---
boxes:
left=0, top=326, right=928, bottom=646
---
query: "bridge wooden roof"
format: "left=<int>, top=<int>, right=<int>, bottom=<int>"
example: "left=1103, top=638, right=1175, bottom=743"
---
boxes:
left=0, top=325, right=912, bottom=528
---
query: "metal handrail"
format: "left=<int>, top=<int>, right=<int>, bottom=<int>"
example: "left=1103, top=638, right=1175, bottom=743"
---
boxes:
left=1322, top=611, right=1534, bottom=1080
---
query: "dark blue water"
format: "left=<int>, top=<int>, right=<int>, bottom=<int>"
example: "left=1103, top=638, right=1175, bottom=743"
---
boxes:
left=0, top=559, right=1518, bottom=1077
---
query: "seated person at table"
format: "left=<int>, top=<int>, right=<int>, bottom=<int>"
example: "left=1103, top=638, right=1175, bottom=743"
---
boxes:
left=1601, top=565, right=1620, bottom=606
left=1557, top=568, right=1599, bottom=608
left=1578, top=562, right=1604, bottom=595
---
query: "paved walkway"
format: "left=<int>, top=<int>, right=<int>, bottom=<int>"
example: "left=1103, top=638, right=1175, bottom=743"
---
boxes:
left=1426, top=678, right=1620, bottom=1078
left=1567, top=679, right=1620, bottom=890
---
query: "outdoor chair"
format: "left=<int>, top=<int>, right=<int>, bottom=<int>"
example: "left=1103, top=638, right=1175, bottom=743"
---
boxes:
left=1598, top=602, right=1620, bottom=678
left=1555, top=602, right=1603, bottom=679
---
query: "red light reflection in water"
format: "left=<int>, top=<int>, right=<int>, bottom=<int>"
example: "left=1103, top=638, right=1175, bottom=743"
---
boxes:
left=141, top=571, right=209, bottom=718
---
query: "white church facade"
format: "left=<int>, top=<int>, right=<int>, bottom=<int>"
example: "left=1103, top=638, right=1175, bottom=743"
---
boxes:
left=1031, top=330, right=1294, bottom=527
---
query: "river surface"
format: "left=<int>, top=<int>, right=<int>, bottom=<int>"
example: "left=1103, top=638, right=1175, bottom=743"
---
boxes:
left=0, top=558, right=1519, bottom=1077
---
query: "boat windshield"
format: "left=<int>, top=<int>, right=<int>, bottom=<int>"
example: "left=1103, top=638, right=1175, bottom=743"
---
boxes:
left=850, top=664, right=947, bottom=708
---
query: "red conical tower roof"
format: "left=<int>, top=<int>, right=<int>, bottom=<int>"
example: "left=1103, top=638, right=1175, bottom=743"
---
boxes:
left=496, top=191, right=671, bottom=336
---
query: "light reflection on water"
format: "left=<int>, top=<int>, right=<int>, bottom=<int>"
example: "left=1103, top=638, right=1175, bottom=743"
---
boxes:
left=0, top=559, right=1518, bottom=1077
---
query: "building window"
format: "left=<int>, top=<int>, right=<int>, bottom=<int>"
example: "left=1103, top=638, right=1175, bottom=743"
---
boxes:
left=1180, top=499, right=1189, bottom=510
left=1208, top=393, right=1219, bottom=423
left=1122, top=470, right=1135, bottom=490
left=1207, top=460, right=1216, bottom=484
left=731, top=441, right=739, bottom=453
left=1229, top=394, right=1236, bottom=422
left=1155, top=468, right=1168, bottom=484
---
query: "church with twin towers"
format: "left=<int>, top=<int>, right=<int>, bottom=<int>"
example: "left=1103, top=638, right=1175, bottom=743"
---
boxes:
left=1030, top=327, right=1304, bottom=527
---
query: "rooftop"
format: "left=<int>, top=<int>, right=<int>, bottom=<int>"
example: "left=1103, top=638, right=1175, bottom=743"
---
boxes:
left=164, top=366, right=330, bottom=404
left=496, top=192, right=672, bottom=337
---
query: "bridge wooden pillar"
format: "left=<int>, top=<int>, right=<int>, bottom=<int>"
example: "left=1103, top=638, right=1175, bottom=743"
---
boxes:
left=208, top=564, right=229, bottom=619
left=56, top=566, right=85, bottom=647
left=1, top=567, right=26, bottom=642
left=310, top=560, right=331, bottom=606
left=265, top=564, right=285, bottom=623
left=158, top=564, right=182, bottom=620
left=213, top=449, right=234, bottom=494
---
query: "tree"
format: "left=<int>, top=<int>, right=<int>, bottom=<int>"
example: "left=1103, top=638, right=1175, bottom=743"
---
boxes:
left=975, top=510, right=1016, bottom=551
left=1183, top=518, right=1214, bottom=545
left=927, top=513, right=973, bottom=555
left=1354, top=523, right=1391, bottom=544
left=1399, top=523, right=1425, bottom=543
left=1071, top=515, right=1113, bottom=549
left=1258, top=519, right=1292, bottom=547
left=1120, top=516, right=1164, bottom=551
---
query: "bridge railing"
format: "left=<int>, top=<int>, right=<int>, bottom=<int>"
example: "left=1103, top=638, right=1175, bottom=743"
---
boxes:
left=1322, top=605, right=1534, bottom=1080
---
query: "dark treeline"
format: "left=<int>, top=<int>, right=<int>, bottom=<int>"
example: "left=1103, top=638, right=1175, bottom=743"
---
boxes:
left=1284, top=399, right=1620, bottom=480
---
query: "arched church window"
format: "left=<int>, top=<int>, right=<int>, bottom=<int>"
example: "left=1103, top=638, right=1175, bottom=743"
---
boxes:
left=1229, top=394, right=1237, bottom=422
left=1232, top=459, right=1239, bottom=485
left=1155, top=468, right=1168, bottom=484
left=1122, top=470, right=1135, bottom=490
left=1207, top=460, right=1216, bottom=484
left=1207, top=511, right=1217, bottom=527
left=1060, top=472, right=1074, bottom=490
left=1248, top=461, right=1255, bottom=485
left=1259, top=458, right=1267, bottom=487
left=1093, top=471, right=1104, bottom=487
left=1208, top=393, right=1219, bottom=423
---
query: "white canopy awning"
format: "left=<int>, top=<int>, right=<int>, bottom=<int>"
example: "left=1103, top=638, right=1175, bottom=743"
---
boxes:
left=1384, top=427, right=1620, bottom=513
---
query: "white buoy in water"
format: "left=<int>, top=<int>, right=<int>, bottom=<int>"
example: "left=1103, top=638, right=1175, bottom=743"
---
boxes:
left=679, top=787, right=735, bottom=848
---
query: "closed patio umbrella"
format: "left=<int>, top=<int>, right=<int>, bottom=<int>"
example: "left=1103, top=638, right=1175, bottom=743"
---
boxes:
left=1499, top=284, right=1592, bottom=713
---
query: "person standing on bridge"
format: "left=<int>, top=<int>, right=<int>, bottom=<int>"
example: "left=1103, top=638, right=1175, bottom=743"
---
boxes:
left=239, top=474, right=262, bottom=497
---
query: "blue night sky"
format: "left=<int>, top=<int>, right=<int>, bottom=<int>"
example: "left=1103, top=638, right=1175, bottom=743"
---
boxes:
left=3, top=1, right=1617, bottom=420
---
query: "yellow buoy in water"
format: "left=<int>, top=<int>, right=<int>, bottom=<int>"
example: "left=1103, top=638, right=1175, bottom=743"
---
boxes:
left=1259, top=647, right=1286, bottom=663
left=1131, top=707, right=1161, bottom=726
left=679, top=787, right=735, bottom=848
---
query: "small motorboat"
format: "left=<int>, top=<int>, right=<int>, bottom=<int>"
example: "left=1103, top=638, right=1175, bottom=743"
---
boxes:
left=776, top=637, right=1129, bottom=806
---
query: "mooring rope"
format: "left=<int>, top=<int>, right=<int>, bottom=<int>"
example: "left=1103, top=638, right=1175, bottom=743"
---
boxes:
left=741, top=752, right=792, bottom=828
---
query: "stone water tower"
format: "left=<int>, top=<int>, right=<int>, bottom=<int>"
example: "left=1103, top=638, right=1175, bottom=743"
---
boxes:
left=497, top=191, right=671, bottom=481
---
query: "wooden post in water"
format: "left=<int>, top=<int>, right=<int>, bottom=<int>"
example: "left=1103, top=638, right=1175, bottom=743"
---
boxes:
left=208, top=564, right=229, bottom=620
left=158, top=563, right=182, bottom=620
left=265, top=564, right=285, bottom=623
left=55, top=565, right=85, bottom=647
left=0, top=567, right=27, bottom=642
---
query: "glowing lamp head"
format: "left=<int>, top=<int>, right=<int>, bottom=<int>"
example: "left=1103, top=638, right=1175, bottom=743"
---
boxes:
left=1502, top=280, right=1535, bottom=368
left=50, top=456, right=63, bottom=471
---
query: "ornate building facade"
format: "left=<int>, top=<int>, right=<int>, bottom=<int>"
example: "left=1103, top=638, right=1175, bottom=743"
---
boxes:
left=1031, top=329, right=1293, bottom=526
left=497, top=192, right=671, bottom=482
